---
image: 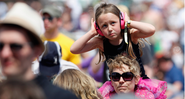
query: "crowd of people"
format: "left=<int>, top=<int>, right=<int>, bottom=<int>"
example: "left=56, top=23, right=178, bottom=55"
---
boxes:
left=0, top=0, right=184, bottom=99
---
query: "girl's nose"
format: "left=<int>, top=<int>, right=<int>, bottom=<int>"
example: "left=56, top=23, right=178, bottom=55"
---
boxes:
left=108, top=25, right=113, bottom=31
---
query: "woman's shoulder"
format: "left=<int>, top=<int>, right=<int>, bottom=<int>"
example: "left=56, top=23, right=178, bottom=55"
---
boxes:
left=136, top=78, right=167, bottom=99
left=98, top=81, right=115, bottom=99
left=135, top=88, right=155, bottom=99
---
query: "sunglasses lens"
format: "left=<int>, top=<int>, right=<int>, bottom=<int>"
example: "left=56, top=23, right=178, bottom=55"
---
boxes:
left=48, top=17, right=53, bottom=21
left=42, top=17, right=45, bottom=20
left=123, top=72, right=134, bottom=81
left=111, top=73, right=121, bottom=81
left=111, top=72, right=134, bottom=82
left=0, top=43, right=4, bottom=50
left=10, top=43, right=23, bottom=51
left=42, top=17, right=53, bottom=21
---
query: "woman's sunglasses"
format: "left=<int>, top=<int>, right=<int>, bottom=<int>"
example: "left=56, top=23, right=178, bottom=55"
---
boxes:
left=109, top=72, right=135, bottom=82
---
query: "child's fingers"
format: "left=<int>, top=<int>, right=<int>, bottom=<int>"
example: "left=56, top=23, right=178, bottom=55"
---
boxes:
left=91, top=18, right=94, bottom=25
left=91, top=18, right=98, bottom=35
left=91, top=18, right=96, bottom=29
left=124, top=12, right=130, bottom=21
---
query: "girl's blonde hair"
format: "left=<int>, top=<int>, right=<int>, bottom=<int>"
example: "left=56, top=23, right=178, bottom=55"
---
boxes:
left=106, top=54, right=141, bottom=77
left=95, top=3, right=146, bottom=64
left=53, top=69, right=101, bottom=99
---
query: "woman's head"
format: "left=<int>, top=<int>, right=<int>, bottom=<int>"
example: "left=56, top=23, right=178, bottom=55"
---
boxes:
left=53, top=69, right=101, bottom=99
left=107, top=55, right=140, bottom=94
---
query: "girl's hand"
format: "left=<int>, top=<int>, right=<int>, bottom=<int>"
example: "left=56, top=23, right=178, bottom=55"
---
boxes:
left=90, top=18, right=98, bottom=36
left=124, top=12, right=130, bottom=22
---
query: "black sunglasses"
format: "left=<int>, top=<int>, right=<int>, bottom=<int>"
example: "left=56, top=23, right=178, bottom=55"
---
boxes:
left=109, top=72, right=135, bottom=82
left=0, top=42, right=30, bottom=52
left=42, top=16, right=53, bottom=22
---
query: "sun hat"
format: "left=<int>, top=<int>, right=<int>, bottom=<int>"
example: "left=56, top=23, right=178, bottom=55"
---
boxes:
left=0, top=2, right=45, bottom=51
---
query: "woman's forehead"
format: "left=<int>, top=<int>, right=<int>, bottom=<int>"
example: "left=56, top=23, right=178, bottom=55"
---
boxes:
left=112, top=65, right=130, bottom=72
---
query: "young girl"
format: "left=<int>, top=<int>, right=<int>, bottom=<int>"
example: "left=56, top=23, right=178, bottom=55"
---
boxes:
left=70, top=3, right=155, bottom=79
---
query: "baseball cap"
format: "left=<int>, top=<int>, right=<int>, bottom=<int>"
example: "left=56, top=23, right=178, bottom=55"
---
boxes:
left=60, top=59, right=80, bottom=73
left=39, top=41, right=62, bottom=77
left=41, top=5, right=62, bottom=18
left=0, top=2, right=45, bottom=52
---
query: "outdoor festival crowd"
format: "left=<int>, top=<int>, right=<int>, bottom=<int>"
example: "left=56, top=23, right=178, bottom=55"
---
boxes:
left=0, top=0, right=184, bottom=99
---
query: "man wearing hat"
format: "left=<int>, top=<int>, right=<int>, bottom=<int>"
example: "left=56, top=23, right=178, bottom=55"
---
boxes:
left=41, top=5, right=81, bottom=67
left=0, top=2, right=78, bottom=99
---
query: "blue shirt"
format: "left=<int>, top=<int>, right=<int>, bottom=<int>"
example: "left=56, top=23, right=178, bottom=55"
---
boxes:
left=165, top=64, right=184, bottom=91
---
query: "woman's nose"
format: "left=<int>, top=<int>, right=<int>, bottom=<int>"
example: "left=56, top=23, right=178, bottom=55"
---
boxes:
left=119, top=77, right=125, bottom=83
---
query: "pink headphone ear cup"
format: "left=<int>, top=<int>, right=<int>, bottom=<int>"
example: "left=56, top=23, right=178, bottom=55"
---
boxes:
left=94, top=22, right=104, bottom=36
left=120, top=12, right=125, bottom=29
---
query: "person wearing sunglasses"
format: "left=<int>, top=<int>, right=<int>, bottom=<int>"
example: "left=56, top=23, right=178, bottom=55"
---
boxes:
left=0, top=2, right=78, bottom=99
left=98, top=55, right=167, bottom=99
left=40, top=5, right=81, bottom=67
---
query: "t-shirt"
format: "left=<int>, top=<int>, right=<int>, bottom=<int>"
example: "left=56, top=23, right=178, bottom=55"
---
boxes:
left=40, top=33, right=81, bottom=65
left=165, top=65, right=184, bottom=91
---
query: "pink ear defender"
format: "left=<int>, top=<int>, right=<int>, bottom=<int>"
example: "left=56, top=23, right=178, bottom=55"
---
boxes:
left=94, top=22, right=104, bottom=36
left=94, top=12, right=125, bottom=36
left=120, top=12, right=125, bottom=29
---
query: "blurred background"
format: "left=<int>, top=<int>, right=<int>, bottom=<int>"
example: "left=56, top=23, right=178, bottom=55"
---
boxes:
left=0, top=0, right=184, bottom=99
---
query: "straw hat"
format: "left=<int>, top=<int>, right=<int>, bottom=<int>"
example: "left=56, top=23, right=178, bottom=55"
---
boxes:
left=0, top=2, right=45, bottom=51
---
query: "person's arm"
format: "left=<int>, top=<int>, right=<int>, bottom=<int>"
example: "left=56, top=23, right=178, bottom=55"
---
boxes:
left=129, top=21, right=155, bottom=38
left=70, top=18, right=102, bottom=54
left=129, top=21, right=155, bottom=44
left=90, top=52, right=104, bottom=74
left=173, top=81, right=183, bottom=91
left=124, top=12, right=155, bottom=44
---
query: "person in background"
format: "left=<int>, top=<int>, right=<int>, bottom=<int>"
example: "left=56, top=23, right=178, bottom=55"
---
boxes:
left=53, top=68, right=103, bottom=99
left=0, top=2, right=78, bottom=99
left=0, top=79, right=46, bottom=99
left=40, top=5, right=81, bottom=67
left=156, top=55, right=184, bottom=99
left=80, top=50, right=105, bottom=86
left=98, top=55, right=167, bottom=99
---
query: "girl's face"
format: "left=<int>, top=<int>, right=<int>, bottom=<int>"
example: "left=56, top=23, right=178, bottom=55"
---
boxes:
left=97, top=13, right=121, bottom=40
